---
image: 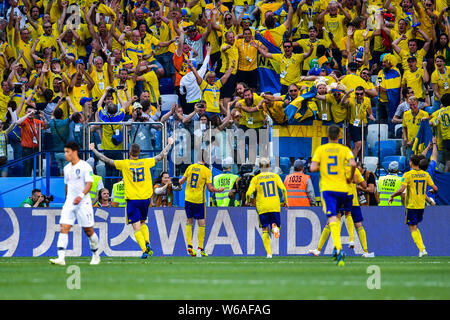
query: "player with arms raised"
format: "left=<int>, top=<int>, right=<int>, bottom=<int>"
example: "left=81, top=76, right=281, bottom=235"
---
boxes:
left=50, top=142, right=100, bottom=266
left=246, top=158, right=288, bottom=259
left=90, top=139, right=173, bottom=259
left=179, top=160, right=224, bottom=257
left=388, top=154, right=438, bottom=257
left=310, top=125, right=356, bottom=266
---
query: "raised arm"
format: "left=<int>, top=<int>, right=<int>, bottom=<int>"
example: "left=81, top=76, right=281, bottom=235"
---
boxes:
left=89, top=143, right=117, bottom=167
left=153, top=137, right=174, bottom=163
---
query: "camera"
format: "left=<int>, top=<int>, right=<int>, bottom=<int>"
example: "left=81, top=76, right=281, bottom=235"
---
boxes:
left=171, top=177, right=182, bottom=191
left=236, top=164, right=254, bottom=194
left=117, top=85, right=125, bottom=90
left=43, top=195, right=54, bottom=203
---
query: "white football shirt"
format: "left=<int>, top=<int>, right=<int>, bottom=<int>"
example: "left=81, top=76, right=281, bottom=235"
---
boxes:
left=63, top=159, right=94, bottom=203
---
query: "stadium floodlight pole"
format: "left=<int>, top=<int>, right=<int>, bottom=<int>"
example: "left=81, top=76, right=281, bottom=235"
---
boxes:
left=376, top=76, right=382, bottom=177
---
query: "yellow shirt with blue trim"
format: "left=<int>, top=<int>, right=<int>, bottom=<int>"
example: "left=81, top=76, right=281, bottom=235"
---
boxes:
left=220, top=42, right=239, bottom=75
left=200, top=79, right=222, bottom=114
left=115, top=157, right=156, bottom=200
left=402, top=109, right=429, bottom=142
left=347, top=94, right=372, bottom=126
left=431, top=66, right=450, bottom=100
left=246, top=171, right=287, bottom=215
left=183, top=163, right=212, bottom=204
left=124, top=40, right=144, bottom=68
left=271, top=53, right=305, bottom=86
left=311, top=142, right=354, bottom=193
left=402, top=169, right=434, bottom=210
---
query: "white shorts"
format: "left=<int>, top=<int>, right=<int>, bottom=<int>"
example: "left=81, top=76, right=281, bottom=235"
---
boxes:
left=60, top=201, right=94, bottom=228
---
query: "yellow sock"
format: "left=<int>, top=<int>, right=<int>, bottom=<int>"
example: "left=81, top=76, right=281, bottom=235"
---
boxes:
left=198, top=225, right=205, bottom=249
left=337, top=217, right=342, bottom=235
left=329, top=221, right=342, bottom=251
left=357, top=226, right=368, bottom=252
left=186, top=224, right=193, bottom=247
left=411, top=228, right=425, bottom=252
left=317, top=225, right=330, bottom=251
left=140, top=224, right=150, bottom=244
left=263, top=231, right=272, bottom=256
left=134, top=230, right=147, bottom=253
left=346, top=214, right=355, bottom=243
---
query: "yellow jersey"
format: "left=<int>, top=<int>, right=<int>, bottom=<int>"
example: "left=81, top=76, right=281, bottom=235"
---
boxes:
left=402, top=169, right=434, bottom=210
left=347, top=167, right=365, bottom=206
left=431, top=66, right=450, bottom=100
left=183, top=163, right=212, bottom=204
left=402, top=109, right=429, bottom=142
left=200, top=79, right=222, bottom=114
left=246, top=171, right=287, bottom=215
left=401, top=68, right=425, bottom=99
left=220, top=42, right=239, bottom=75
left=114, top=157, right=156, bottom=200
left=347, top=94, right=372, bottom=126
left=399, top=48, right=426, bottom=72
left=271, top=53, right=305, bottom=86
left=311, top=142, right=354, bottom=193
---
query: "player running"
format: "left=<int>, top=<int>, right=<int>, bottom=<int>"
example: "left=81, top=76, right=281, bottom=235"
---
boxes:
left=90, top=139, right=173, bottom=259
left=388, top=154, right=438, bottom=257
left=245, top=158, right=288, bottom=259
left=179, top=160, right=224, bottom=257
left=309, top=125, right=356, bottom=266
left=50, top=142, right=100, bottom=266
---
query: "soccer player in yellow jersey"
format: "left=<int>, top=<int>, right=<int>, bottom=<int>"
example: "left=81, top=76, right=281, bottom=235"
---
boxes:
left=310, top=125, right=356, bottom=266
left=246, top=158, right=288, bottom=259
left=179, top=161, right=224, bottom=257
left=90, top=139, right=174, bottom=259
left=389, top=155, right=438, bottom=257
left=310, top=165, right=375, bottom=258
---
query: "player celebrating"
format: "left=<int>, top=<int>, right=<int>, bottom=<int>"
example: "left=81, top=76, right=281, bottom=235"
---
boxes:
left=388, top=155, right=438, bottom=257
left=309, top=125, right=356, bottom=266
left=246, top=158, right=288, bottom=259
left=90, top=139, right=173, bottom=259
left=179, top=160, right=224, bottom=257
left=50, top=142, right=100, bottom=266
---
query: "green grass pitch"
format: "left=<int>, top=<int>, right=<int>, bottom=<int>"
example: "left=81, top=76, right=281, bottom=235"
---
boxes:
left=1, top=256, right=449, bottom=300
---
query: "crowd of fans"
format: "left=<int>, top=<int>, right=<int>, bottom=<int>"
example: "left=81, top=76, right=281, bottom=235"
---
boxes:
left=1, top=0, right=450, bottom=205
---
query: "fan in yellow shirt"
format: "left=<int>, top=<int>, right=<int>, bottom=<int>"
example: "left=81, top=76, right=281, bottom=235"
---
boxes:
left=389, top=154, right=438, bottom=257
left=179, top=161, right=224, bottom=258
left=246, top=158, right=288, bottom=258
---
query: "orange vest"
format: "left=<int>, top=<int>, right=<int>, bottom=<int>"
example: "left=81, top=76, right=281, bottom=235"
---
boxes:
left=284, top=172, right=311, bottom=207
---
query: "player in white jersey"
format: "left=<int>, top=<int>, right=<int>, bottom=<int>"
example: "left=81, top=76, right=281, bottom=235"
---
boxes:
left=50, top=142, right=100, bottom=266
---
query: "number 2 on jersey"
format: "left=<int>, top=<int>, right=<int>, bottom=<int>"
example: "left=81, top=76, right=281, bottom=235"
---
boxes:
left=327, top=156, right=338, bottom=175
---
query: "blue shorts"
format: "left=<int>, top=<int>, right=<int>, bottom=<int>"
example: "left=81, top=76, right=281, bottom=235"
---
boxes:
left=405, top=208, right=424, bottom=226
left=338, top=194, right=354, bottom=214
left=322, top=191, right=350, bottom=217
left=259, top=212, right=281, bottom=228
left=126, top=199, right=150, bottom=224
left=185, top=201, right=206, bottom=220
left=350, top=206, right=364, bottom=223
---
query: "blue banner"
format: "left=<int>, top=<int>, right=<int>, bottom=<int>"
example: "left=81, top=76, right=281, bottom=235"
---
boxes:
left=1, top=207, right=449, bottom=257
left=255, top=33, right=281, bottom=94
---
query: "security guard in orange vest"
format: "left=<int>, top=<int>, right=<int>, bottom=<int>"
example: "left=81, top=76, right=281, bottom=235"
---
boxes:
left=284, top=159, right=316, bottom=207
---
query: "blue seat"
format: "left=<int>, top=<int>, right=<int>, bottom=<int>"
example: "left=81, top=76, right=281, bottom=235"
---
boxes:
left=424, top=106, right=437, bottom=116
left=373, top=140, right=398, bottom=157
left=159, top=77, right=175, bottom=95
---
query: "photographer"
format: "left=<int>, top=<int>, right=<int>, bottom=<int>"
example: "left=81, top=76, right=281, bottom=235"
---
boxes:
left=151, top=171, right=182, bottom=207
left=229, top=164, right=256, bottom=207
left=20, top=188, right=52, bottom=208
left=94, top=90, right=128, bottom=191
left=128, top=102, right=157, bottom=158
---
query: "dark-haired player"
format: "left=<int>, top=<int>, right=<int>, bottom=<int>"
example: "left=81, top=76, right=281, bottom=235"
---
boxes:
left=50, top=141, right=100, bottom=266
left=389, top=155, right=438, bottom=257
